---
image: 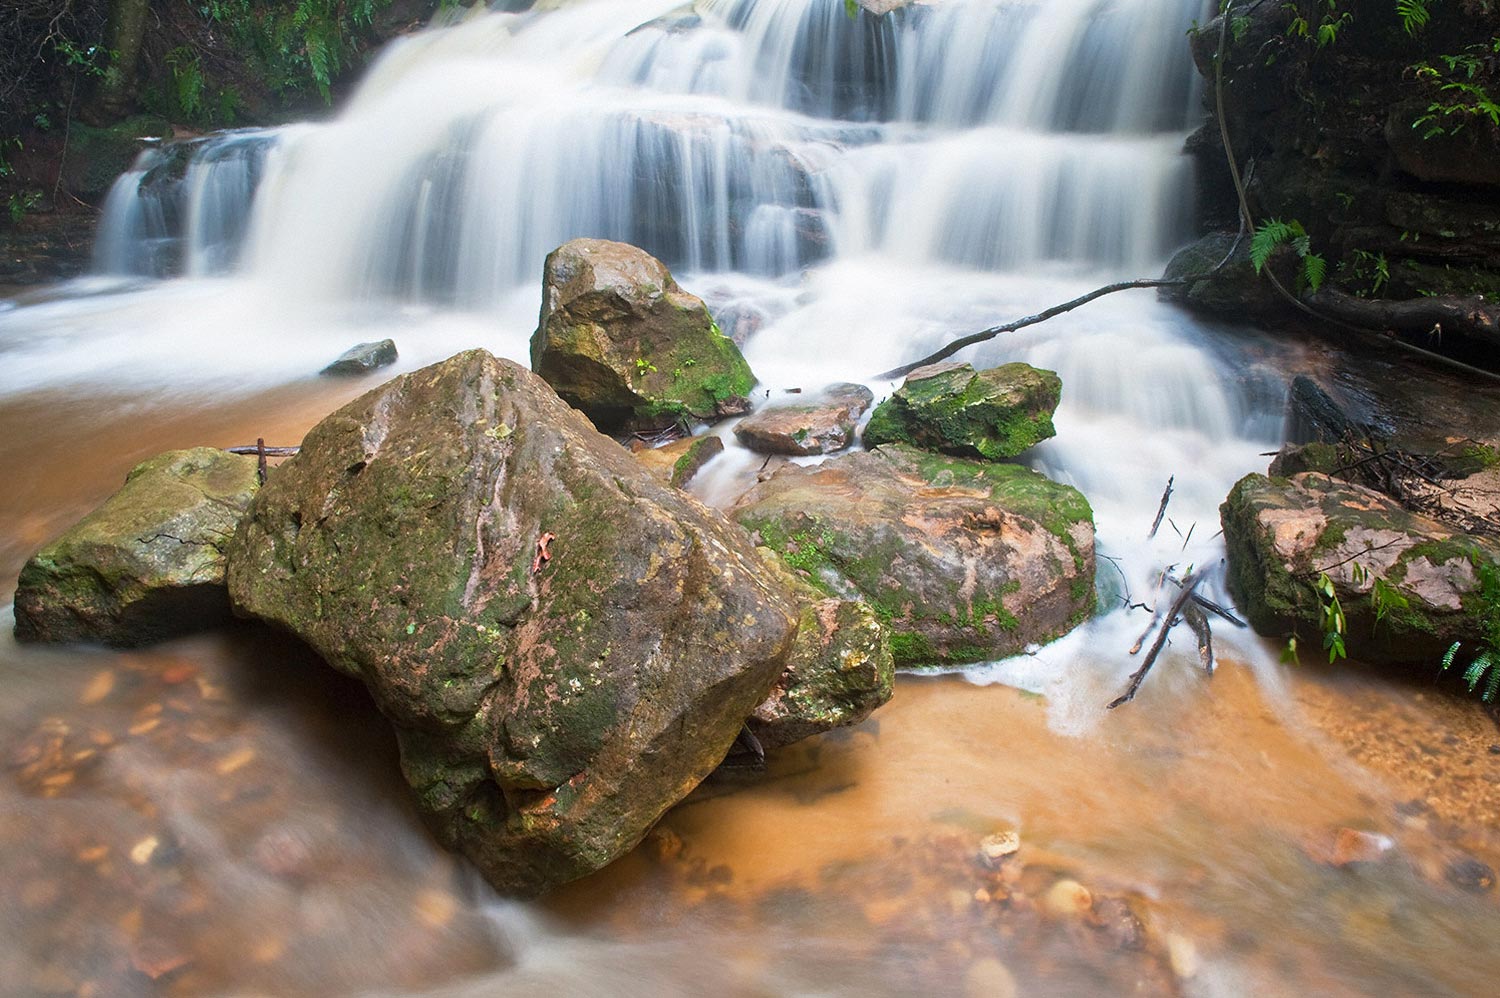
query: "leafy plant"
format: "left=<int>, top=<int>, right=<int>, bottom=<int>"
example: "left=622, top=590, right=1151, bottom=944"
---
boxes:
left=7, top=189, right=41, bottom=223
left=1251, top=218, right=1326, bottom=294
left=1346, top=249, right=1390, bottom=297
left=1316, top=572, right=1348, bottom=662
left=1285, top=1, right=1353, bottom=49
left=1440, top=557, right=1500, bottom=702
left=1396, top=0, right=1433, bottom=34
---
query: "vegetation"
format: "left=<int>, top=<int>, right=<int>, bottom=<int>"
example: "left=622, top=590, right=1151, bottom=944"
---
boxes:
left=1440, top=558, right=1500, bottom=701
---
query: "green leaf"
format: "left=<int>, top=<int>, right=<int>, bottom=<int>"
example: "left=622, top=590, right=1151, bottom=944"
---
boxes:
left=1250, top=219, right=1295, bottom=274
left=1302, top=253, right=1326, bottom=293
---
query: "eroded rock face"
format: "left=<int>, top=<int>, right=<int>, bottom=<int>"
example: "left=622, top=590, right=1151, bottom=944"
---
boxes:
left=14, top=448, right=260, bottom=647
left=1221, top=472, right=1500, bottom=664
left=863, top=362, right=1060, bottom=461
left=530, top=239, right=757, bottom=431
left=748, top=553, right=893, bottom=750
left=733, top=383, right=874, bottom=456
left=732, top=445, right=1094, bottom=668
left=227, top=350, right=797, bottom=896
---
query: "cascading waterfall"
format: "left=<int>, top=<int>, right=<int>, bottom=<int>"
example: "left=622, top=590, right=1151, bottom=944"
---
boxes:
left=6, top=0, right=1282, bottom=709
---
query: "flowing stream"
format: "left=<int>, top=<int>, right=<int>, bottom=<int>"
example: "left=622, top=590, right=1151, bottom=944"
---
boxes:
left=2, top=1, right=1499, bottom=995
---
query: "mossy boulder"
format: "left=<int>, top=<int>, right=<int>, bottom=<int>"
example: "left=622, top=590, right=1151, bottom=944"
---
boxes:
left=14, top=448, right=259, bottom=647
left=530, top=239, right=757, bottom=432
left=1160, top=231, right=1286, bottom=317
left=60, top=115, right=171, bottom=202
left=748, top=551, right=894, bottom=750
left=733, top=383, right=874, bottom=456
left=863, top=362, right=1060, bottom=461
left=1221, top=472, right=1500, bottom=665
left=226, top=350, right=797, bottom=897
left=732, top=444, right=1095, bottom=668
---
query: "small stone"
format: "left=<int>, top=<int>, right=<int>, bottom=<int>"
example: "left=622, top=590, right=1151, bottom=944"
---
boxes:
left=1042, top=878, right=1092, bottom=918
left=79, top=670, right=115, bottom=705
left=1330, top=827, right=1394, bottom=867
left=129, top=835, right=159, bottom=865
left=414, top=888, right=458, bottom=929
left=1166, top=933, right=1200, bottom=980
left=1445, top=857, right=1496, bottom=893
left=962, top=956, right=1018, bottom=998
left=978, top=830, right=1021, bottom=868
left=645, top=827, right=684, bottom=862
left=1089, top=895, right=1146, bottom=951
left=320, top=338, right=398, bottom=376
left=733, top=383, right=874, bottom=456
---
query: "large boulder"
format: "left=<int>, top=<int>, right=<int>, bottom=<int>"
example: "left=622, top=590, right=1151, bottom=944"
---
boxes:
left=733, top=383, right=874, bottom=456
left=14, top=448, right=259, bottom=647
left=732, top=445, right=1095, bottom=668
left=748, top=553, right=894, bottom=751
left=226, top=351, right=797, bottom=896
left=1221, top=472, right=1500, bottom=665
left=863, top=362, right=1060, bottom=461
left=530, top=239, right=757, bottom=432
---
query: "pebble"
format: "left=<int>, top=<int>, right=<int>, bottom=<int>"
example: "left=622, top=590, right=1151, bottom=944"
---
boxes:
left=962, top=956, right=1018, bottom=998
left=1444, top=857, right=1496, bottom=893
left=130, top=835, right=160, bottom=866
left=1166, top=933, right=1200, bottom=980
left=1041, top=878, right=1092, bottom=918
left=977, top=830, right=1020, bottom=869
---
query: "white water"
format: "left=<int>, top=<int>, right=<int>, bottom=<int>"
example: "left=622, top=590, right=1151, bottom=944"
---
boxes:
left=0, top=0, right=1282, bottom=708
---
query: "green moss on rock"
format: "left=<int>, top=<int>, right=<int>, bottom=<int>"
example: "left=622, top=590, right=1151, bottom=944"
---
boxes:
left=864, top=361, right=1061, bottom=461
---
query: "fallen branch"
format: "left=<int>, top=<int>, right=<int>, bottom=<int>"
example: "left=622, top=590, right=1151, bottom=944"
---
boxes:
left=1184, top=601, right=1215, bottom=675
left=1165, top=575, right=1246, bottom=628
left=1110, top=572, right=1203, bottom=709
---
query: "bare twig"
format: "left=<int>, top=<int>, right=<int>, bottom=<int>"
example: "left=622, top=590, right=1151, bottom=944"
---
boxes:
left=1148, top=476, right=1174, bottom=539
left=1110, top=573, right=1203, bottom=709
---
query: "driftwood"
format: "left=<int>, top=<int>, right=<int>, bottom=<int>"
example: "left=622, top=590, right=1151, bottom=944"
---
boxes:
left=1307, top=288, right=1500, bottom=348
left=1184, top=601, right=1215, bottom=675
left=1109, top=573, right=1203, bottom=709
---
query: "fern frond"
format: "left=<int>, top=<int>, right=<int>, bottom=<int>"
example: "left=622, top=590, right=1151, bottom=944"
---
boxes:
left=1396, top=0, right=1432, bottom=36
left=1302, top=253, right=1326, bottom=293
left=1442, top=641, right=1461, bottom=670
left=1250, top=219, right=1296, bottom=273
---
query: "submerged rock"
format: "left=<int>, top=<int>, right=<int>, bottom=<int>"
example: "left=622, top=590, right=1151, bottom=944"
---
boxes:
left=530, top=239, right=757, bottom=431
left=227, top=350, right=797, bottom=896
left=733, top=383, right=874, bottom=456
left=1220, top=472, right=1500, bottom=665
left=321, top=339, right=398, bottom=376
left=733, top=444, right=1094, bottom=668
left=863, top=362, right=1060, bottom=461
left=747, top=554, right=894, bottom=751
left=14, top=448, right=260, bottom=647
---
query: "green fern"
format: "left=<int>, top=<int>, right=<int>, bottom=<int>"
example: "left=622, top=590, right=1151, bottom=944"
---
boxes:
left=1396, top=0, right=1432, bottom=35
left=1250, top=218, right=1327, bottom=293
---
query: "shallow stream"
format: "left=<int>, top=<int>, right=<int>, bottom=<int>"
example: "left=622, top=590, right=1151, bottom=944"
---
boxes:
left=2, top=1, right=1498, bottom=995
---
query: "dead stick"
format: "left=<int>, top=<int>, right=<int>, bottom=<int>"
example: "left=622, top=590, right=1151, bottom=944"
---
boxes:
left=227, top=445, right=300, bottom=456
left=1184, top=601, right=1215, bottom=675
left=256, top=438, right=268, bottom=486
left=1110, top=573, right=1202, bottom=709
left=1128, top=570, right=1169, bottom=655
left=1148, top=476, right=1174, bottom=539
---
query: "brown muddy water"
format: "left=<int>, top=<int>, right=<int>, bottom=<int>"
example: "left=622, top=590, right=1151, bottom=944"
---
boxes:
left=2, top=386, right=1499, bottom=998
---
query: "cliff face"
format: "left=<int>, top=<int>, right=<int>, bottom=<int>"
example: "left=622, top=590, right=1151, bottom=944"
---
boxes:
left=1188, top=0, right=1500, bottom=300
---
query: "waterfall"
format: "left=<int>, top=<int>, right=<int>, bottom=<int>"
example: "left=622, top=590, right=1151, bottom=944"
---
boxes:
left=1, top=0, right=1286, bottom=712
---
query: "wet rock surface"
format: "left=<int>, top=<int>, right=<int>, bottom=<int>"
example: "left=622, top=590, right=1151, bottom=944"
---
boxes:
left=531, top=239, right=757, bottom=431
left=732, top=444, right=1094, bottom=668
left=227, top=350, right=797, bottom=896
left=321, top=339, right=398, bottom=376
left=1221, top=471, right=1500, bottom=665
left=746, top=554, right=894, bottom=752
left=734, top=383, right=874, bottom=456
left=631, top=433, right=725, bottom=488
left=863, top=362, right=1060, bottom=461
left=14, top=448, right=260, bottom=647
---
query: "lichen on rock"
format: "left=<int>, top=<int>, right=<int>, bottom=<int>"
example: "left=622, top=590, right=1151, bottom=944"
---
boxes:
left=863, top=362, right=1060, bottom=461
left=14, top=448, right=260, bottom=647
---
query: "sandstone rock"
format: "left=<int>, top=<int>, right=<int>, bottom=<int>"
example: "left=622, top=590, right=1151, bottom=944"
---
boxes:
left=531, top=239, right=756, bottom=431
left=227, top=350, right=797, bottom=896
left=321, top=339, right=398, bottom=376
left=746, top=554, right=893, bottom=751
left=863, top=362, right=1060, bottom=461
left=978, top=830, right=1021, bottom=868
left=631, top=434, right=725, bottom=489
left=733, top=383, right=873, bottom=456
left=14, top=448, right=259, bottom=647
left=1042, top=879, right=1093, bottom=918
left=733, top=444, right=1094, bottom=668
left=1221, top=472, right=1500, bottom=664
left=1160, top=231, right=1284, bottom=318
